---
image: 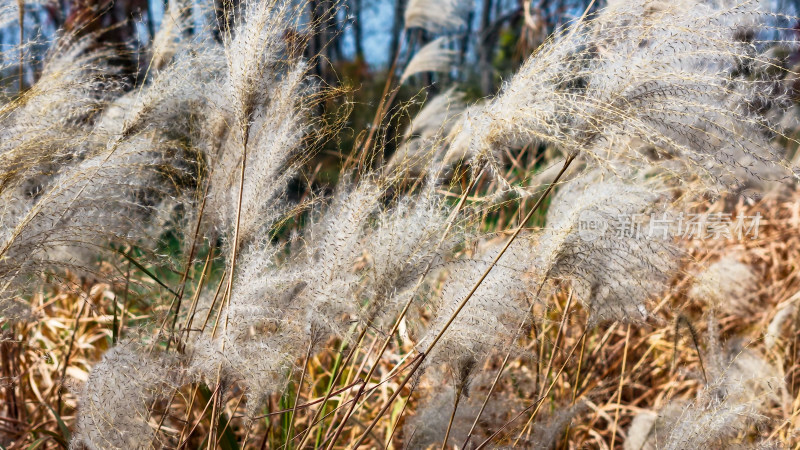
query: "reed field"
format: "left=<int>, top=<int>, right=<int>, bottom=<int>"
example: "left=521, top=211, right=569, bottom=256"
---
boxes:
left=2, top=0, right=800, bottom=448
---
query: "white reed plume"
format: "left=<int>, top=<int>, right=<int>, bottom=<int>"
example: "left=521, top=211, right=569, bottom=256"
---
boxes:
left=765, top=300, right=795, bottom=350
left=440, top=102, right=485, bottom=168
left=406, top=376, right=584, bottom=448
left=0, top=0, right=53, bottom=30
left=418, top=235, right=533, bottom=383
left=0, top=36, right=118, bottom=190
left=0, top=128, right=191, bottom=300
left=400, top=37, right=458, bottom=84
left=0, top=38, right=199, bottom=305
left=226, top=0, right=302, bottom=128
left=404, top=0, right=472, bottom=34
left=0, top=1, right=14, bottom=29
left=185, top=225, right=312, bottom=419
left=689, top=254, right=758, bottom=316
left=405, top=88, right=467, bottom=142
left=297, top=180, right=382, bottom=340
left=149, top=0, right=188, bottom=70
left=404, top=385, right=479, bottom=448
left=361, top=184, right=457, bottom=328
left=201, top=0, right=310, bottom=244
left=454, top=0, right=797, bottom=193
left=389, top=87, right=467, bottom=173
left=189, top=294, right=303, bottom=418
left=537, top=172, right=679, bottom=322
left=665, top=344, right=783, bottom=449
left=73, top=342, right=183, bottom=450
left=627, top=337, right=784, bottom=449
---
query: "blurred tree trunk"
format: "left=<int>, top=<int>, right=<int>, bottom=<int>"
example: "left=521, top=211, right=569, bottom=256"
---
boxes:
left=460, top=10, right=473, bottom=67
left=64, top=0, right=148, bottom=40
left=478, top=0, right=494, bottom=94
left=181, top=0, right=195, bottom=37
left=417, top=28, right=433, bottom=90
left=521, top=0, right=549, bottom=55
left=63, top=0, right=147, bottom=82
left=389, top=0, right=406, bottom=65
left=307, top=0, right=324, bottom=78
left=323, top=0, right=341, bottom=63
left=145, top=0, right=156, bottom=39
left=351, top=0, right=363, bottom=60
left=43, top=1, right=64, bottom=28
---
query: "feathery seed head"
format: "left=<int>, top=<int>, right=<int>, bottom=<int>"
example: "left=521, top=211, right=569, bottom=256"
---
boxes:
left=452, top=0, right=797, bottom=193
left=538, top=171, right=680, bottom=322
left=73, top=342, right=183, bottom=450
left=690, top=254, right=758, bottom=315
left=404, top=0, right=471, bottom=34
left=400, top=37, right=459, bottom=84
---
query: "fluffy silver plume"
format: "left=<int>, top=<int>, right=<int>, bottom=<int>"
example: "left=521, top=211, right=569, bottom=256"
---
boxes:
left=400, top=37, right=459, bottom=84
left=404, top=0, right=472, bottom=34
left=689, top=254, right=758, bottom=316
left=452, top=0, right=797, bottom=193
left=73, top=342, right=182, bottom=450
left=538, top=172, right=679, bottom=322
